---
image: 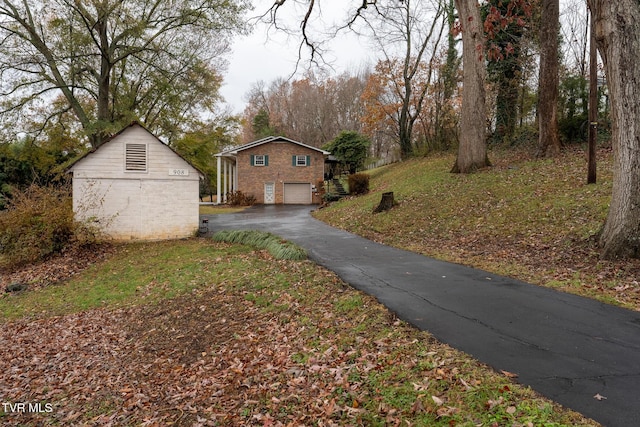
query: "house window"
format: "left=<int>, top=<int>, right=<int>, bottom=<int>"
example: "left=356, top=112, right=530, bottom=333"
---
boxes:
left=251, top=154, right=268, bottom=166
left=125, top=143, right=147, bottom=172
left=293, top=155, right=310, bottom=166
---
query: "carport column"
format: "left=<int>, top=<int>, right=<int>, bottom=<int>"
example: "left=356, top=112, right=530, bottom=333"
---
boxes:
left=216, top=155, right=221, bottom=205
left=223, top=159, right=229, bottom=203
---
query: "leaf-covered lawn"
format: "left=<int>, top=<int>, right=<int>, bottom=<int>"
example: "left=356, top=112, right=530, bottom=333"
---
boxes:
left=0, top=240, right=597, bottom=426
left=315, top=147, right=640, bottom=311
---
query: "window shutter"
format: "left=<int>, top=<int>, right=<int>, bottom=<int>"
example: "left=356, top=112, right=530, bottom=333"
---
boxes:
left=250, top=155, right=255, bottom=166
left=265, top=155, right=269, bottom=166
left=306, top=155, right=311, bottom=166
left=125, top=143, right=147, bottom=171
left=292, top=155, right=296, bottom=166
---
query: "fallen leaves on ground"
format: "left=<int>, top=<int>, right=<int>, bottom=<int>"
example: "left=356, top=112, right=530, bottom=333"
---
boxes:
left=0, top=247, right=598, bottom=426
left=0, top=243, right=116, bottom=293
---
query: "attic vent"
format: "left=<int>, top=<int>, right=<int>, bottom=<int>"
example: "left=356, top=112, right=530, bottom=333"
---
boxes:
left=125, top=143, right=147, bottom=171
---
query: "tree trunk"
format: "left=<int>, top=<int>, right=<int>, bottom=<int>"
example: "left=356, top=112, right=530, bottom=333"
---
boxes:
left=588, top=0, right=640, bottom=259
left=95, top=16, right=112, bottom=148
left=536, top=0, right=561, bottom=157
left=399, top=107, right=413, bottom=158
left=451, top=0, right=490, bottom=173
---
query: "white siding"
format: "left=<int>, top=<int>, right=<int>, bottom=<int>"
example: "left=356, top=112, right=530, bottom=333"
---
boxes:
left=70, top=124, right=201, bottom=240
left=70, top=126, right=199, bottom=180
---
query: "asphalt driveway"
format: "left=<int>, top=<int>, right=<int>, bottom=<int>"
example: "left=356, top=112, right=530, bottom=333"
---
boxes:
left=203, top=205, right=640, bottom=427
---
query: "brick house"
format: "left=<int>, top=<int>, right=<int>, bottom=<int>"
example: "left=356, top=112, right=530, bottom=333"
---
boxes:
left=215, top=136, right=330, bottom=204
left=67, top=122, right=203, bottom=240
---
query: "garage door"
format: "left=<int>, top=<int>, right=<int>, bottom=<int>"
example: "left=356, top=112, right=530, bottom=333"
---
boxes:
left=284, top=183, right=312, bottom=204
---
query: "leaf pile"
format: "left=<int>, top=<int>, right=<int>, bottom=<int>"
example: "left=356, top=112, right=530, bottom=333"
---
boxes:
left=0, top=244, right=598, bottom=426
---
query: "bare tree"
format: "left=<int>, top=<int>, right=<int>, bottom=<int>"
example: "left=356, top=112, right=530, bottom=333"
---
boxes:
left=241, top=71, right=367, bottom=146
left=331, top=71, right=370, bottom=132
left=356, top=0, right=446, bottom=159
left=560, top=0, right=590, bottom=78
left=265, top=0, right=450, bottom=159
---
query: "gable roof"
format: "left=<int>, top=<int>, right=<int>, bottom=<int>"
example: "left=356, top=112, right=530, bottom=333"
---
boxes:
left=216, top=136, right=330, bottom=157
left=66, top=121, right=204, bottom=177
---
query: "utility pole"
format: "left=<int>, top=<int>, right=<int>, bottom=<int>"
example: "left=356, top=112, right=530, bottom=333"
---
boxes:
left=587, top=3, right=598, bottom=184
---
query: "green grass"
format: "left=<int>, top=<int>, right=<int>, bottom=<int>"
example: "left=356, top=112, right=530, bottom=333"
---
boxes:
left=320, top=150, right=611, bottom=243
left=212, top=229, right=307, bottom=260
left=0, top=147, right=614, bottom=424
left=314, top=147, right=637, bottom=310
left=0, top=239, right=250, bottom=321
left=334, top=293, right=364, bottom=312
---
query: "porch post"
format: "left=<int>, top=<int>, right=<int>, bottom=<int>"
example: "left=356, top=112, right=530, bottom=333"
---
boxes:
left=216, top=155, right=221, bottom=205
left=223, top=159, right=229, bottom=203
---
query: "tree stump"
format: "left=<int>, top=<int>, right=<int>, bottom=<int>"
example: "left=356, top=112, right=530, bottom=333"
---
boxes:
left=373, top=192, right=395, bottom=213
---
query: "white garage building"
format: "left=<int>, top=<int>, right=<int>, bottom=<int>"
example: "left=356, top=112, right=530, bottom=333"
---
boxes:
left=67, top=122, right=203, bottom=240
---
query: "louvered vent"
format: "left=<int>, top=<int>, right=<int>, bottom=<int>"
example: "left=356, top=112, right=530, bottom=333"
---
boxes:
left=125, top=143, right=147, bottom=171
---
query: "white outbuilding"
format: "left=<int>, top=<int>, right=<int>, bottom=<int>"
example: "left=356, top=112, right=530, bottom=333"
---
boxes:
left=67, top=122, right=203, bottom=240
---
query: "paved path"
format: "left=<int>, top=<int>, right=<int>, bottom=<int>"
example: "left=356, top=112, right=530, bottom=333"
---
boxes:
left=204, top=205, right=640, bottom=427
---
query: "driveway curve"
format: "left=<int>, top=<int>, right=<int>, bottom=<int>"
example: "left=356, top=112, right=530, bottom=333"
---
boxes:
left=204, top=205, right=640, bottom=427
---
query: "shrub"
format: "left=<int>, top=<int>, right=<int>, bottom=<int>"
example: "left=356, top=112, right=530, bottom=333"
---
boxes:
left=226, top=190, right=257, bottom=206
left=323, top=193, right=341, bottom=203
left=348, top=173, right=370, bottom=195
left=0, top=184, right=100, bottom=270
left=559, top=115, right=587, bottom=144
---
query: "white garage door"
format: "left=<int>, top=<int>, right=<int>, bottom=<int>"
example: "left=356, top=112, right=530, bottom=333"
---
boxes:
left=284, top=183, right=312, bottom=204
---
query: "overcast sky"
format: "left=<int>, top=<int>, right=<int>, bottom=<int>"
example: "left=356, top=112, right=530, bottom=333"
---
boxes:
left=219, top=0, right=588, bottom=115
left=219, top=1, right=375, bottom=114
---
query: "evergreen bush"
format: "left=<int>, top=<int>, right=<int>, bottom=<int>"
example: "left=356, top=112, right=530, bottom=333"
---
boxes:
left=348, top=173, right=370, bottom=195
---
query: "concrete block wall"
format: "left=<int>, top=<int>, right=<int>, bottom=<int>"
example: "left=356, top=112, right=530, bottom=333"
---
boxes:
left=73, top=178, right=199, bottom=240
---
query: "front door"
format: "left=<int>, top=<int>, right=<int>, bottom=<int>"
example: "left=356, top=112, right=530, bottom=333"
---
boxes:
left=264, top=182, right=275, bottom=204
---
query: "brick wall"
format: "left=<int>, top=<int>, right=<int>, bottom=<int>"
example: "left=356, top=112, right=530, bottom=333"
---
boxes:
left=237, top=141, right=325, bottom=204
